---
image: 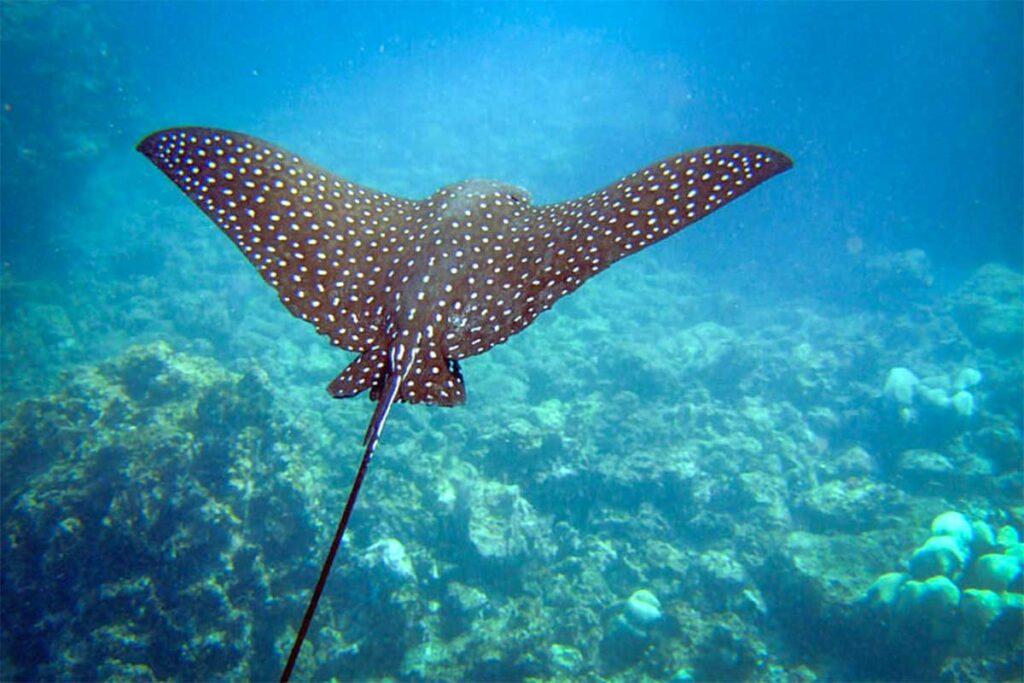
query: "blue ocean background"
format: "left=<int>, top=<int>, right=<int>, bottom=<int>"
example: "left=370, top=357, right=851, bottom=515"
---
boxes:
left=1, top=2, right=1021, bottom=681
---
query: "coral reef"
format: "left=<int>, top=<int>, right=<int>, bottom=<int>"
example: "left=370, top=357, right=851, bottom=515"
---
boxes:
left=951, top=264, right=1024, bottom=354
left=858, top=511, right=1023, bottom=680
left=1, top=343, right=323, bottom=681
left=2, top=254, right=1022, bottom=682
left=0, top=3, right=1019, bottom=678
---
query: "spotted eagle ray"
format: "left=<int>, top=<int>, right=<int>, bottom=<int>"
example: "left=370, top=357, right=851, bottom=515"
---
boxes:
left=137, top=127, right=791, bottom=680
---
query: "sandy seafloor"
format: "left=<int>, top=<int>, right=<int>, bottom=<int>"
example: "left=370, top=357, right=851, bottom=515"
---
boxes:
left=1, top=3, right=1022, bottom=682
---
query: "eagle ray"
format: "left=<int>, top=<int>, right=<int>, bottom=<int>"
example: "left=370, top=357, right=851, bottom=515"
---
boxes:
left=137, top=127, right=792, bottom=680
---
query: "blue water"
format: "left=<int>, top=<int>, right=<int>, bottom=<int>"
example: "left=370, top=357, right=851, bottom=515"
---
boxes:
left=2, top=3, right=1021, bottom=681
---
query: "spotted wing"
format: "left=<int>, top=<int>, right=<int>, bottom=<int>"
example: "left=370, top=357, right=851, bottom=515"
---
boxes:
left=539, top=144, right=792, bottom=298
left=441, top=145, right=792, bottom=360
left=137, top=127, right=415, bottom=354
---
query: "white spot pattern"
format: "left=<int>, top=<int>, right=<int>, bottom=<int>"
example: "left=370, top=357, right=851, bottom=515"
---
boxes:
left=139, top=128, right=792, bottom=407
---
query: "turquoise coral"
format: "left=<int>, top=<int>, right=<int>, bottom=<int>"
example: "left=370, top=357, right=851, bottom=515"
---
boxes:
left=972, top=553, right=1022, bottom=593
left=931, top=511, right=974, bottom=551
left=908, top=535, right=967, bottom=580
left=864, top=510, right=1024, bottom=655
left=896, top=575, right=960, bottom=640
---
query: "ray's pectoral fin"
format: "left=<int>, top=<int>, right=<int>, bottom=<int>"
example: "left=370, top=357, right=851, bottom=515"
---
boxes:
left=547, top=145, right=793, bottom=278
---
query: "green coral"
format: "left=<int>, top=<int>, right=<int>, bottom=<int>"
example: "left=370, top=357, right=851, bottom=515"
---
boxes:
left=972, top=553, right=1023, bottom=593
left=863, top=510, right=1024, bottom=660
left=908, top=535, right=968, bottom=580
left=896, top=576, right=960, bottom=640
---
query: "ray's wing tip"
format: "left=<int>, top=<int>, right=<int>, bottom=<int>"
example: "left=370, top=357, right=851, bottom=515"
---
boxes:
left=741, top=143, right=793, bottom=173
left=136, top=130, right=159, bottom=156
left=135, top=126, right=227, bottom=157
left=772, top=147, right=795, bottom=172
left=136, top=127, right=184, bottom=158
left=718, top=143, right=793, bottom=171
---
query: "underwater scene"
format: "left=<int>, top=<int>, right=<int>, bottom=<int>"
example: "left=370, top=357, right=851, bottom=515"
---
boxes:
left=1, top=2, right=1022, bottom=682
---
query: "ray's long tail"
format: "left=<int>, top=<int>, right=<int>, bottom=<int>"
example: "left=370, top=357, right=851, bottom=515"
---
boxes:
left=280, top=372, right=402, bottom=682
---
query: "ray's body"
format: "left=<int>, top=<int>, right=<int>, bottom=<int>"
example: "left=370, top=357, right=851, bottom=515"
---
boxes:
left=138, top=128, right=791, bottom=680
